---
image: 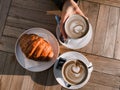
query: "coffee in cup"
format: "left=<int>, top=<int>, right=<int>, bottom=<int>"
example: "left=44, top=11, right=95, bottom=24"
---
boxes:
left=56, top=14, right=92, bottom=49
left=62, top=60, right=87, bottom=85
left=65, top=14, right=89, bottom=39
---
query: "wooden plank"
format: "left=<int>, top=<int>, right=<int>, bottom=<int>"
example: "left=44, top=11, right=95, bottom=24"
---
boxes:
left=12, top=0, right=57, bottom=11
left=79, top=82, right=119, bottom=90
left=90, top=71, right=120, bottom=88
left=45, top=67, right=61, bottom=90
left=0, top=0, right=12, bottom=36
left=9, top=62, right=26, bottom=90
left=32, top=70, right=49, bottom=90
left=0, top=0, right=2, bottom=11
left=0, top=51, right=7, bottom=79
left=3, top=26, right=24, bottom=38
left=102, top=6, right=119, bottom=58
left=79, top=1, right=100, bottom=53
left=21, top=71, right=34, bottom=90
left=62, top=82, right=119, bottom=90
left=8, top=6, right=56, bottom=25
left=5, top=16, right=56, bottom=37
left=114, top=9, right=120, bottom=60
left=0, top=36, right=17, bottom=53
left=0, top=53, right=16, bottom=90
left=92, top=5, right=110, bottom=56
left=86, top=0, right=120, bottom=8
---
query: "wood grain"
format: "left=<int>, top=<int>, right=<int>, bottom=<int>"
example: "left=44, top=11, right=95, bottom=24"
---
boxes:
left=86, top=0, right=120, bottom=8
left=114, top=9, right=120, bottom=60
left=92, top=5, right=110, bottom=56
left=3, top=26, right=24, bottom=38
left=6, top=16, right=56, bottom=36
left=0, top=51, right=7, bottom=79
left=21, top=71, right=34, bottom=90
left=45, top=68, right=61, bottom=90
left=8, top=6, right=56, bottom=25
left=102, top=6, right=119, bottom=58
left=12, top=0, right=57, bottom=11
left=9, top=62, right=26, bottom=90
left=79, top=1, right=100, bottom=53
left=0, top=36, right=17, bottom=53
left=78, top=82, right=119, bottom=90
left=32, top=70, right=49, bottom=90
left=0, top=0, right=12, bottom=36
left=0, top=53, right=16, bottom=90
left=90, top=71, right=120, bottom=88
left=62, top=82, right=119, bottom=90
left=84, top=53, right=120, bottom=76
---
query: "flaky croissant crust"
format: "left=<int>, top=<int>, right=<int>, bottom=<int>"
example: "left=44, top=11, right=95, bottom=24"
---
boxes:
left=19, top=34, right=54, bottom=61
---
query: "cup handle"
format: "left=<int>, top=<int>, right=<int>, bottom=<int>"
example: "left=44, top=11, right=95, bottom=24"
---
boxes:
left=56, top=57, right=66, bottom=70
left=88, top=62, right=93, bottom=72
left=66, top=83, right=71, bottom=87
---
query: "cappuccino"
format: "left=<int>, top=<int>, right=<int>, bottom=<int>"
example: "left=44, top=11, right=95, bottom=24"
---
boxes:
left=65, top=14, right=89, bottom=39
left=62, top=60, right=87, bottom=85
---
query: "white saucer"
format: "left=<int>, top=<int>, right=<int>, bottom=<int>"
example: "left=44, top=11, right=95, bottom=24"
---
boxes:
left=15, top=28, right=59, bottom=72
left=56, top=23, right=92, bottom=49
left=53, top=51, right=93, bottom=89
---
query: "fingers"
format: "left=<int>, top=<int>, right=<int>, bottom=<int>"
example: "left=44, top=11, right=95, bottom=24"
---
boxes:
left=75, top=7, right=88, bottom=20
left=59, top=22, right=67, bottom=39
left=71, top=1, right=88, bottom=20
left=61, top=12, right=69, bottom=24
left=59, top=13, right=69, bottom=39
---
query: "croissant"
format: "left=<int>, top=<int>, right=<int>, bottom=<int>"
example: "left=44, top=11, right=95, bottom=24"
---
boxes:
left=19, top=34, right=54, bottom=61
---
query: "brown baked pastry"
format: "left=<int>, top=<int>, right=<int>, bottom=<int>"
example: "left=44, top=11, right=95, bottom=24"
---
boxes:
left=19, top=34, right=54, bottom=61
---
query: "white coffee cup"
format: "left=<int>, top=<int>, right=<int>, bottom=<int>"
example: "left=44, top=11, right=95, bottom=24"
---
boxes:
left=62, top=60, right=88, bottom=86
left=56, top=14, right=92, bottom=49
left=64, top=14, right=89, bottom=39
left=53, top=51, right=93, bottom=89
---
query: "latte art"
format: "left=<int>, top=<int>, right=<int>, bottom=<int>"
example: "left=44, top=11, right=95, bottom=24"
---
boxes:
left=72, top=66, right=81, bottom=73
left=65, top=15, right=89, bottom=39
left=62, top=60, right=87, bottom=85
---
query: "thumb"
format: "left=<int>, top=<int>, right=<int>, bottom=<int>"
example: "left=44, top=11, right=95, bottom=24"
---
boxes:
left=59, top=13, right=69, bottom=39
left=61, top=13, right=69, bottom=24
left=60, top=22, right=67, bottom=39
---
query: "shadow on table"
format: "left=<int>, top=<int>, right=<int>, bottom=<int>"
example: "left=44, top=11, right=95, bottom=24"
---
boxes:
left=0, top=54, right=58, bottom=86
left=31, top=66, right=59, bottom=86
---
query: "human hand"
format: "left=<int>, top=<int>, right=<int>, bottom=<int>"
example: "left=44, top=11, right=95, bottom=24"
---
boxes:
left=60, top=0, right=87, bottom=39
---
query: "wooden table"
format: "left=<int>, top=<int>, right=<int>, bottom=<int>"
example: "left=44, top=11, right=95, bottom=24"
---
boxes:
left=0, top=0, right=120, bottom=90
